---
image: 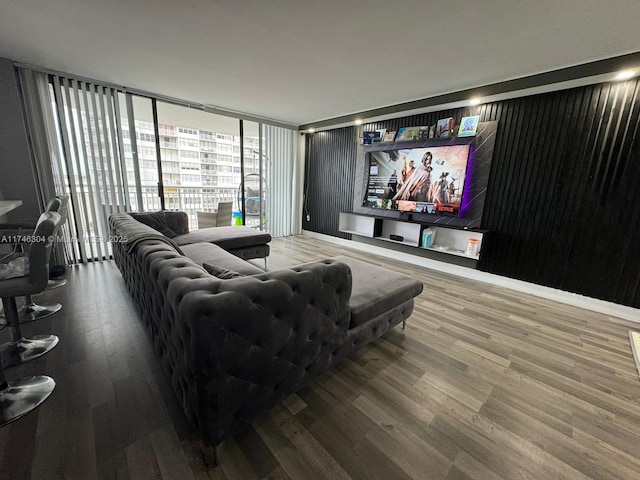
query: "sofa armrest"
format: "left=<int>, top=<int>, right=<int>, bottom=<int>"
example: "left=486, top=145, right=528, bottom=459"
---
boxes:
left=175, top=258, right=353, bottom=445
left=164, top=211, right=189, bottom=234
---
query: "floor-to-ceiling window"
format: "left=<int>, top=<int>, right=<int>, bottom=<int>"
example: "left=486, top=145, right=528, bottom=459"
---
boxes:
left=19, top=67, right=297, bottom=262
left=241, top=121, right=266, bottom=229
left=48, top=78, right=136, bottom=261
left=155, top=102, right=267, bottom=230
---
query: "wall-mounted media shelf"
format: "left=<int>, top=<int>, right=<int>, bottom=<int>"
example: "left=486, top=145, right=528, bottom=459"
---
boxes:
left=379, top=219, right=421, bottom=247
left=338, top=213, right=380, bottom=238
left=338, top=212, right=488, bottom=266
left=425, top=226, right=483, bottom=260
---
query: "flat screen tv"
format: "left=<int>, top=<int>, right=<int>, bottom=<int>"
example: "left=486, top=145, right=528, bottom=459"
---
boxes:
left=363, top=144, right=471, bottom=217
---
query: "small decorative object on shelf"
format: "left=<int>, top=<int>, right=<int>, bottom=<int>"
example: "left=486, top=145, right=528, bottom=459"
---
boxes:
left=458, top=115, right=480, bottom=137
left=436, top=117, right=455, bottom=138
left=466, top=238, right=480, bottom=256
left=382, top=130, right=397, bottom=142
left=421, top=227, right=435, bottom=248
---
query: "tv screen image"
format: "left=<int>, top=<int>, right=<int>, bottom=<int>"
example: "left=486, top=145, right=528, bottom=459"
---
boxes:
left=363, top=144, right=471, bottom=217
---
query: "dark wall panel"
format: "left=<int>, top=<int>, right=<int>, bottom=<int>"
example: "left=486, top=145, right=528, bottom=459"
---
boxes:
left=303, top=127, right=357, bottom=238
left=0, top=57, right=41, bottom=224
left=304, top=78, right=640, bottom=308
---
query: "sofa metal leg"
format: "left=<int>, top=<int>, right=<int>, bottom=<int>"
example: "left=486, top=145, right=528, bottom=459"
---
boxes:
left=402, top=318, right=406, bottom=330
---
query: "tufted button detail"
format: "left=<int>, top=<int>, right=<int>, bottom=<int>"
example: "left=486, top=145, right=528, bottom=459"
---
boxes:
left=109, top=215, right=419, bottom=448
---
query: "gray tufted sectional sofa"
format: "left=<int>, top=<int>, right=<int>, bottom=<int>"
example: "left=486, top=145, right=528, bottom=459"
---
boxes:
left=109, top=211, right=423, bottom=449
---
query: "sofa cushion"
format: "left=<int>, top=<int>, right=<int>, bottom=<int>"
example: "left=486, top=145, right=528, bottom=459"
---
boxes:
left=203, top=263, right=243, bottom=279
left=173, top=226, right=271, bottom=250
left=179, top=242, right=264, bottom=276
left=330, top=255, right=423, bottom=329
left=163, top=211, right=189, bottom=235
left=110, top=213, right=184, bottom=254
left=130, top=211, right=177, bottom=238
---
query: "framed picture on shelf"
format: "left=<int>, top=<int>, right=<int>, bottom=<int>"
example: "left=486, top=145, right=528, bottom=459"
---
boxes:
left=396, top=126, right=421, bottom=141
left=436, top=117, right=454, bottom=138
left=372, top=128, right=386, bottom=143
left=362, top=131, right=381, bottom=145
left=382, top=130, right=397, bottom=142
left=458, top=115, right=480, bottom=137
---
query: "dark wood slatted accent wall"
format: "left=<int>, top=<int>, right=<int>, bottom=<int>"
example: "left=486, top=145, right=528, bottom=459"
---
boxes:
left=303, top=127, right=357, bottom=238
left=304, top=79, right=640, bottom=308
left=480, top=80, right=640, bottom=307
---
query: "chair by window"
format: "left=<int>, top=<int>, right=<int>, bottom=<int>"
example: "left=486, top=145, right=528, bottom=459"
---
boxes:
left=197, top=211, right=218, bottom=229
left=196, top=202, right=233, bottom=229
left=215, top=201, right=233, bottom=227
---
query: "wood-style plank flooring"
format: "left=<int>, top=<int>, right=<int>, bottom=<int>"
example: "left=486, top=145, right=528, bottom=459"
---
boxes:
left=1, top=234, right=640, bottom=479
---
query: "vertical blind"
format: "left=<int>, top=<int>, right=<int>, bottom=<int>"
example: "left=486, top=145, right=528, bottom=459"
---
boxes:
left=18, top=66, right=302, bottom=265
left=51, top=77, right=133, bottom=261
left=17, top=68, right=76, bottom=266
left=264, top=125, right=301, bottom=237
left=18, top=68, right=136, bottom=262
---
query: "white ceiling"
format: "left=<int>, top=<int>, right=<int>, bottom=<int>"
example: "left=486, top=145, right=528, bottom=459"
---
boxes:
left=1, top=0, right=640, bottom=127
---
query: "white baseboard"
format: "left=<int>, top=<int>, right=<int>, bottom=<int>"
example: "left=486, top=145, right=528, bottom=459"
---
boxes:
left=302, top=230, right=640, bottom=324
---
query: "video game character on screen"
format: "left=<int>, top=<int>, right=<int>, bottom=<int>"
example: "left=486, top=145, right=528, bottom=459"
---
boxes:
left=363, top=144, right=470, bottom=216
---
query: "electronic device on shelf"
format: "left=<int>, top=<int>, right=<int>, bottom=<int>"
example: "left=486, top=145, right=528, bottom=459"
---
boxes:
left=389, top=234, right=404, bottom=242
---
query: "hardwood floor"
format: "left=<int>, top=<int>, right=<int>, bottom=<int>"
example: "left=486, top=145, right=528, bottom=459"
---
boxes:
left=1, top=234, right=640, bottom=479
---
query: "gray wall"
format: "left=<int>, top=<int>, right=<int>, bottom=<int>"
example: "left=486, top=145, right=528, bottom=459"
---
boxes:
left=0, top=57, right=40, bottom=224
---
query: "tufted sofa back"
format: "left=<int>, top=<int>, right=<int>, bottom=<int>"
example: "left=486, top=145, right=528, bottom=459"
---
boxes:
left=109, top=213, right=353, bottom=446
left=164, top=210, right=190, bottom=235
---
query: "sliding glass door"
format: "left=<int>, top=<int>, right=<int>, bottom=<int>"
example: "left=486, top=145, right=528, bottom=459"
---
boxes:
left=154, top=102, right=266, bottom=230
left=241, top=121, right=266, bottom=229
left=26, top=68, right=297, bottom=263
left=119, top=95, right=161, bottom=212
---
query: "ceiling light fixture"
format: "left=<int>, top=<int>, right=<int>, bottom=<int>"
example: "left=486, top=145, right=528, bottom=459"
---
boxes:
left=354, top=119, right=363, bottom=125
left=469, top=98, right=481, bottom=106
left=307, top=128, right=315, bottom=133
left=615, top=70, right=636, bottom=81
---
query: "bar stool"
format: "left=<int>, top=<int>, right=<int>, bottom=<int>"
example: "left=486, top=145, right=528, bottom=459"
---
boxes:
left=22, top=196, right=69, bottom=322
left=0, top=211, right=61, bottom=368
left=0, top=196, right=69, bottom=323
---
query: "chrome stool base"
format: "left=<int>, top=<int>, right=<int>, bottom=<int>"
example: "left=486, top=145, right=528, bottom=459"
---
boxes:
left=0, top=375, right=55, bottom=427
left=46, top=279, right=67, bottom=290
left=20, top=302, right=62, bottom=323
left=0, top=335, right=60, bottom=368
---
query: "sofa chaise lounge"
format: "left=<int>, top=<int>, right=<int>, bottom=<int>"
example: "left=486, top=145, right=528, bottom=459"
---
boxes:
left=109, top=211, right=423, bottom=455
